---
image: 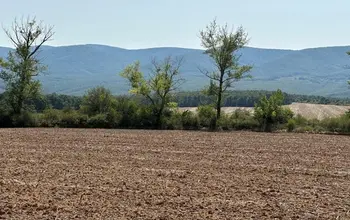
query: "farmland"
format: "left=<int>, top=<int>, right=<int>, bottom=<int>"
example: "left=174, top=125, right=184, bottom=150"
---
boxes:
left=180, top=102, right=350, bottom=120
left=1, top=128, right=350, bottom=219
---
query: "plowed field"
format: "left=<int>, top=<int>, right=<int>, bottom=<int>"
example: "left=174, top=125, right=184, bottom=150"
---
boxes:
left=1, top=128, right=350, bottom=219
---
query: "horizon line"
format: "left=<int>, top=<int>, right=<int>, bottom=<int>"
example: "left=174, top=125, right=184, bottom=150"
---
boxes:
left=1, top=43, right=350, bottom=51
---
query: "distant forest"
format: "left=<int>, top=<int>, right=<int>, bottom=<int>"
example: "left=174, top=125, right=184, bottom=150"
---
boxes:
left=1, top=90, right=348, bottom=113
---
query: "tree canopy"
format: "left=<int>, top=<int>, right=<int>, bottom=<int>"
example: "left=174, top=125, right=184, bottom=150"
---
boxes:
left=199, top=19, right=253, bottom=126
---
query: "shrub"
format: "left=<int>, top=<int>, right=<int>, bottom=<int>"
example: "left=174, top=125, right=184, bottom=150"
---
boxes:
left=197, top=105, right=216, bottom=129
left=254, top=89, right=293, bottom=132
left=300, top=125, right=314, bottom=133
left=11, top=111, right=38, bottom=127
left=164, top=111, right=183, bottom=130
left=80, top=86, right=117, bottom=116
left=229, top=109, right=259, bottom=130
left=60, top=111, right=88, bottom=128
left=287, top=119, right=296, bottom=132
left=105, top=109, right=122, bottom=128
left=278, top=107, right=294, bottom=124
left=87, top=114, right=109, bottom=128
left=294, top=114, right=308, bottom=126
left=116, top=97, right=139, bottom=128
left=135, top=106, right=155, bottom=129
left=181, top=110, right=199, bottom=130
left=217, top=113, right=231, bottom=130
left=232, top=117, right=259, bottom=130
left=232, top=109, right=251, bottom=119
left=313, top=125, right=326, bottom=133
left=321, top=115, right=350, bottom=133
left=40, top=109, right=62, bottom=127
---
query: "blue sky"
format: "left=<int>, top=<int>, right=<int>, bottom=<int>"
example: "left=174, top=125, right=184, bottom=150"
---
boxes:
left=0, top=0, right=349, bottom=50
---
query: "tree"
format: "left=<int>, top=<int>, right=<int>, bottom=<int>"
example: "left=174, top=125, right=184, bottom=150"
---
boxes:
left=199, top=19, right=253, bottom=126
left=120, top=56, right=184, bottom=128
left=80, top=86, right=117, bottom=116
left=254, top=89, right=294, bottom=132
left=0, top=16, right=54, bottom=115
left=80, top=86, right=121, bottom=128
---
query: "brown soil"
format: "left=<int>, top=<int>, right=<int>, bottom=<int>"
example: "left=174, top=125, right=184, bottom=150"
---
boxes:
left=1, top=128, right=350, bottom=219
left=180, top=103, right=350, bottom=120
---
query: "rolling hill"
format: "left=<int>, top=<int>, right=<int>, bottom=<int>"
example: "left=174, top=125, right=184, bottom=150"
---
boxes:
left=180, top=103, right=350, bottom=120
left=1, top=44, right=350, bottom=97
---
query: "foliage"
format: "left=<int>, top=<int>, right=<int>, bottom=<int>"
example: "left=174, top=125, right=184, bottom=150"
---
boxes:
left=11, top=111, right=38, bottom=127
left=230, top=109, right=259, bottom=130
left=59, top=110, right=88, bottom=128
left=180, top=110, right=200, bottom=130
left=254, top=89, right=294, bottom=132
left=45, top=93, right=82, bottom=110
left=320, top=115, right=350, bottom=133
left=287, top=119, right=296, bottom=132
left=199, top=18, right=253, bottom=125
left=39, top=109, right=62, bottom=127
left=197, top=105, right=216, bottom=129
left=120, top=56, right=184, bottom=128
left=0, top=16, right=54, bottom=115
left=115, top=96, right=139, bottom=128
left=164, top=111, right=183, bottom=130
left=217, top=113, right=231, bottom=130
left=80, top=86, right=117, bottom=116
left=175, top=90, right=350, bottom=107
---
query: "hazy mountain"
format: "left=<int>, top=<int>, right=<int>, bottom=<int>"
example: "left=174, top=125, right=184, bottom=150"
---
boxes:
left=0, top=44, right=350, bottom=97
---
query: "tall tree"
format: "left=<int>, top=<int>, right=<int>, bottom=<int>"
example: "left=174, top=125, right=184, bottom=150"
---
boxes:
left=0, top=16, right=54, bottom=115
left=199, top=19, right=253, bottom=125
left=120, top=56, right=184, bottom=128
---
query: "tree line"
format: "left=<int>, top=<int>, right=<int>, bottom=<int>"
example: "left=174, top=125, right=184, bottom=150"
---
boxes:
left=1, top=89, right=349, bottom=112
left=175, top=90, right=350, bottom=107
left=1, top=16, right=350, bottom=132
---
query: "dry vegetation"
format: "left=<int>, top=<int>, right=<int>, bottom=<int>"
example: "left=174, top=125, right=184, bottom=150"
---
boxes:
left=1, top=128, right=350, bottom=219
left=180, top=102, right=350, bottom=120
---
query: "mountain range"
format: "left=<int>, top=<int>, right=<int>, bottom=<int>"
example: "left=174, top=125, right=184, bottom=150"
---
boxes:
left=1, top=44, right=350, bottom=97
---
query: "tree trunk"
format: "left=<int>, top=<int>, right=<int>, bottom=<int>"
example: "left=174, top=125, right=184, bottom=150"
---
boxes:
left=156, top=103, right=165, bottom=129
left=156, top=112, right=162, bottom=129
left=12, top=70, right=27, bottom=115
left=15, top=96, right=23, bottom=115
left=216, top=91, right=222, bottom=120
left=215, top=72, right=224, bottom=130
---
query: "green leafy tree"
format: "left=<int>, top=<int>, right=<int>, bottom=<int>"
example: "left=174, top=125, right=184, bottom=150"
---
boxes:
left=0, top=16, right=54, bottom=115
left=120, top=56, right=184, bottom=128
left=80, top=86, right=121, bottom=128
left=199, top=19, right=253, bottom=126
left=254, top=89, right=293, bottom=132
left=80, top=86, right=117, bottom=116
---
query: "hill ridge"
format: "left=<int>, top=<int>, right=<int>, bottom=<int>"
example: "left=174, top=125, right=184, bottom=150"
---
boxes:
left=1, top=44, right=350, bottom=97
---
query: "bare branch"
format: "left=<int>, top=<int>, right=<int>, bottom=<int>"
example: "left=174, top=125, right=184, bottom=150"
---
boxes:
left=197, top=66, right=219, bottom=81
left=29, top=26, right=54, bottom=58
left=0, top=16, right=54, bottom=114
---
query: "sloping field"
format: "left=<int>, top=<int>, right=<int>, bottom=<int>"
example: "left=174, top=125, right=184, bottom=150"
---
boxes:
left=180, top=103, right=350, bottom=120
left=1, top=129, right=350, bottom=219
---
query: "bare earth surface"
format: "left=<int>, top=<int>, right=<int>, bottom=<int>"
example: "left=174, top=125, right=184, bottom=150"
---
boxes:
left=1, top=128, right=350, bottom=219
left=180, top=103, right=350, bottom=120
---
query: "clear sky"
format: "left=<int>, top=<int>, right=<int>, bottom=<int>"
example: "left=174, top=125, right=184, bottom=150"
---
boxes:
left=0, top=0, right=349, bottom=50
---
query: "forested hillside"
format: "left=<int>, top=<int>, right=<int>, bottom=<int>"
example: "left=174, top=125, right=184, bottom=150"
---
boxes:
left=1, top=44, right=350, bottom=97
